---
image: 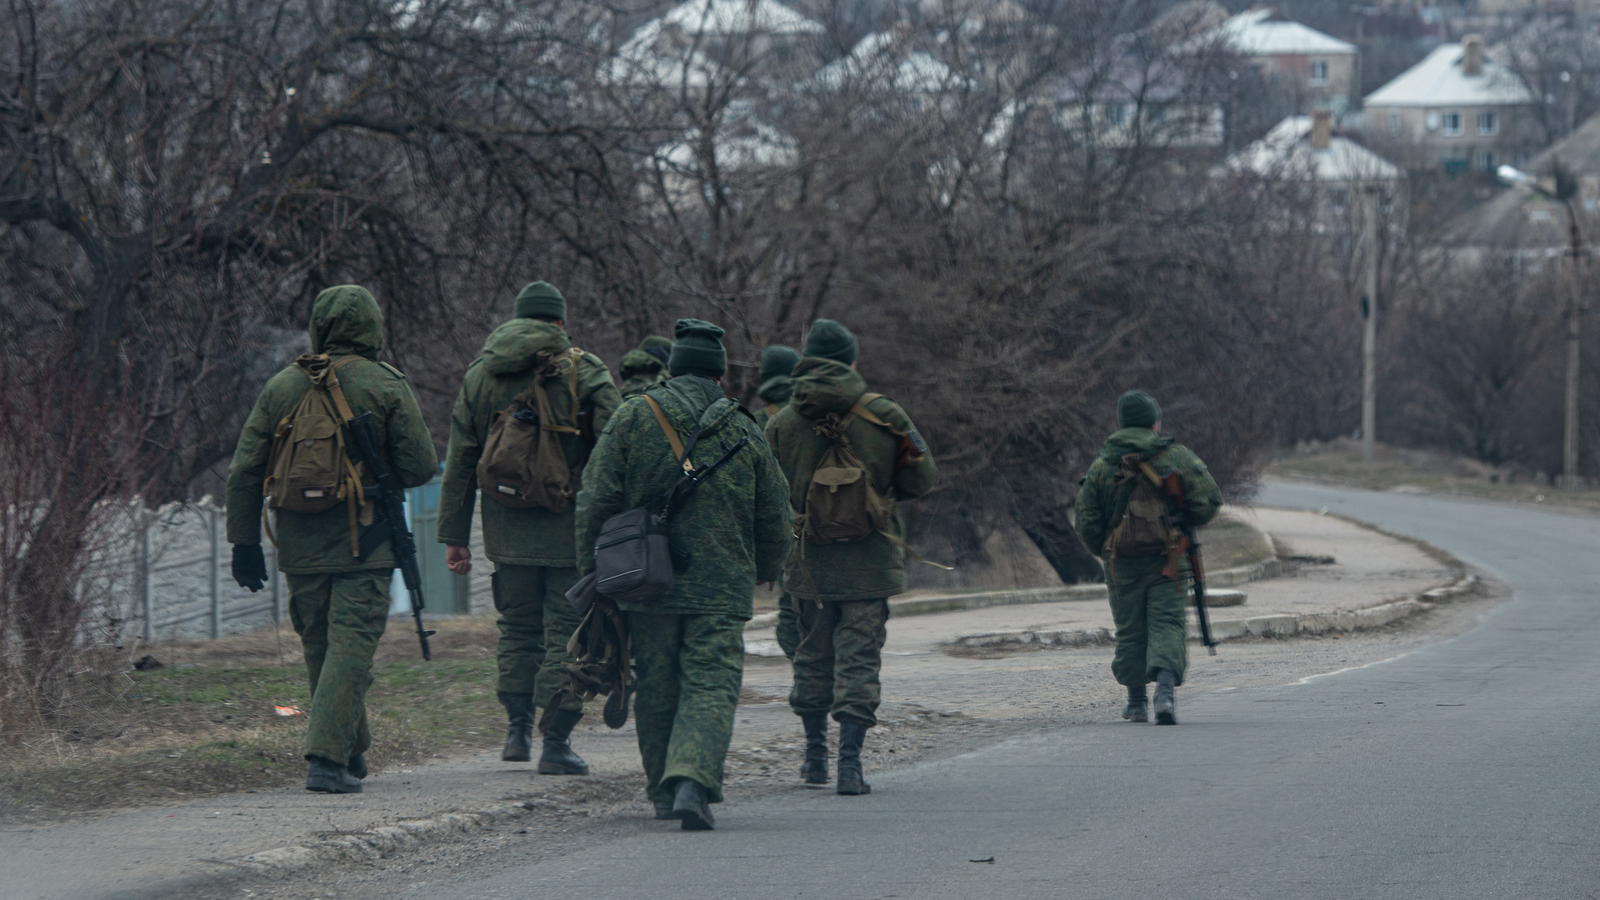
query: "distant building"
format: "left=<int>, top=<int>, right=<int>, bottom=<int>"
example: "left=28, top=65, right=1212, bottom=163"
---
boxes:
left=1056, top=35, right=1226, bottom=150
left=1452, top=111, right=1600, bottom=260
left=1222, top=109, right=1403, bottom=227
left=1363, top=35, right=1539, bottom=173
left=608, top=0, right=824, bottom=91
left=1214, top=8, right=1360, bottom=115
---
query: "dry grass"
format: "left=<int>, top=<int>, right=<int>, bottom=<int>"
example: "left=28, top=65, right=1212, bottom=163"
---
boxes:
left=1269, top=438, right=1600, bottom=515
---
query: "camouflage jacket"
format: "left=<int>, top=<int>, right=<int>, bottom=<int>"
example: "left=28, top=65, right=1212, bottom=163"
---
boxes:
left=575, top=375, right=793, bottom=618
left=225, top=286, right=438, bottom=574
left=1074, top=427, right=1222, bottom=567
left=765, top=358, right=937, bottom=602
left=436, top=319, right=621, bottom=567
left=617, top=349, right=669, bottom=399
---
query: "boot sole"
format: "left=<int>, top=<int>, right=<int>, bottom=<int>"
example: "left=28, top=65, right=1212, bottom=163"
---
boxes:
left=1122, top=710, right=1148, bottom=722
left=502, top=748, right=532, bottom=762
left=306, top=777, right=363, bottom=794
left=1155, top=709, right=1177, bottom=725
left=537, top=761, right=590, bottom=775
left=672, top=805, right=714, bottom=830
left=836, top=782, right=872, bottom=795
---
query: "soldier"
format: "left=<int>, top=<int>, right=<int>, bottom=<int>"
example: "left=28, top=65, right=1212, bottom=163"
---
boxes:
left=226, top=285, right=438, bottom=794
left=765, top=319, right=937, bottom=796
left=617, top=335, right=674, bottom=398
left=437, top=281, right=621, bottom=774
left=751, top=345, right=798, bottom=430
left=1074, top=390, right=1221, bottom=726
left=751, top=344, right=801, bottom=657
left=576, top=319, right=792, bottom=830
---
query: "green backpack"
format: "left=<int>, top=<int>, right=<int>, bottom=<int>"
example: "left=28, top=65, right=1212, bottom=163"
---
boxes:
left=477, top=348, right=583, bottom=512
left=262, top=354, right=366, bottom=548
left=1106, top=452, right=1178, bottom=558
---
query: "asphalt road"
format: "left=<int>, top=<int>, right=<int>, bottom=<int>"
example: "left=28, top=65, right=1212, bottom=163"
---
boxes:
left=396, top=482, right=1600, bottom=900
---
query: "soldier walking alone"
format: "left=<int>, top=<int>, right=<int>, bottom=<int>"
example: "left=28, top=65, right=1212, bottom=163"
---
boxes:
left=226, top=285, right=438, bottom=793
left=765, top=320, right=937, bottom=795
left=436, top=281, right=621, bottom=774
left=1075, top=390, right=1221, bottom=725
left=576, top=319, right=791, bottom=830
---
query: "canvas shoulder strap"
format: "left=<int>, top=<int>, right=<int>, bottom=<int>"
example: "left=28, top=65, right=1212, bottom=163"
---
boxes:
left=644, top=395, right=692, bottom=473
left=848, top=392, right=908, bottom=438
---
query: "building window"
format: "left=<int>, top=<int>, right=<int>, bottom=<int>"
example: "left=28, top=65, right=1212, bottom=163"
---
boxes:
left=1477, top=111, right=1498, bottom=135
left=1310, top=60, right=1329, bottom=84
left=1388, top=113, right=1400, bottom=137
left=1478, top=150, right=1496, bottom=171
left=1442, top=111, right=1463, bottom=136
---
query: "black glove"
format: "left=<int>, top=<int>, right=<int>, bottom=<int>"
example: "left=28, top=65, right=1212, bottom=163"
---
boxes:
left=232, top=544, right=268, bottom=593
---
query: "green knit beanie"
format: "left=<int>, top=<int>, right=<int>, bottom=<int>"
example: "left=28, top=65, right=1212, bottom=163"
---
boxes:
left=759, top=345, right=800, bottom=382
left=803, top=319, right=858, bottom=365
left=1117, top=390, right=1162, bottom=429
left=514, top=281, right=567, bottom=321
left=639, top=335, right=673, bottom=367
left=668, top=319, right=727, bottom=378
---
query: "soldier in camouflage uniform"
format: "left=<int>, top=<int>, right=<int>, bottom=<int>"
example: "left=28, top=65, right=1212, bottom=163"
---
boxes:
left=227, top=285, right=438, bottom=794
left=437, top=281, right=621, bottom=774
left=1074, top=390, right=1221, bottom=726
left=617, top=335, right=673, bottom=398
left=576, top=319, right=792, bottom=830
left=751, top=345, right=801, bottom=657
left=765, top=320, right=937, bottom=796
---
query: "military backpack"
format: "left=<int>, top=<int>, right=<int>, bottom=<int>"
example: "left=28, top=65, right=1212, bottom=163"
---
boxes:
left=1106, top=452, right=1178, bottom=558
left=262, top=353, right=367, bottom=543
left=477, top=348, right=584, bottom=512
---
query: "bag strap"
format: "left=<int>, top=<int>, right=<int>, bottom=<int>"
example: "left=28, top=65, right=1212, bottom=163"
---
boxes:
left=847, top=393, right=906, bottom=438
left=566, top=348, right=583, bottom=427
left=644, top=395, right=693, bottom=473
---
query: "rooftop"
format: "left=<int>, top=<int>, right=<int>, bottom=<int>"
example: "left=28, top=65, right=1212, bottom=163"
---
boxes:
left=1216, top=8, right=1356, bottom=57
left=1453, top=112, right=1600, bottom=249
left=660, top=0, right=824, bottom=37
left=813, top=32, right=965, bottom=93
left=1364, top=42, right=1534, bottom=108
left=1225, top=115, right=1402, bottom=183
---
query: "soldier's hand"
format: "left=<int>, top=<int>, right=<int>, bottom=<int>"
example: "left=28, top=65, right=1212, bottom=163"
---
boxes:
left=231, top=544, right=268, bottom=593
left=446, top=545, right=472, bottom=575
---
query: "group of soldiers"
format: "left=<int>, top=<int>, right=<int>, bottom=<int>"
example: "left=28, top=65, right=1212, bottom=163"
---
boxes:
left=224, top=280, right=1220, bottom=831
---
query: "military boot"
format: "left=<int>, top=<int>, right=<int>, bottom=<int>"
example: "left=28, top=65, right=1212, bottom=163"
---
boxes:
left=654, top=800, right=675, bottom=820
left=305, top=756, right=363, bottom=794
left=671, top=778, right=715, bottom=831
left=498, top=692, right=535, bottom=762
left=347, top=752, right=368, bottom=780
left=1153, top=669, right=1178, bottom=725
left=836, top=720, right=872, bottom=796
left=1122, top=685, right=1148, bottom=723
left=800, top=712, right=829, bottom=786
left=537, top=708, right=591, bottom=775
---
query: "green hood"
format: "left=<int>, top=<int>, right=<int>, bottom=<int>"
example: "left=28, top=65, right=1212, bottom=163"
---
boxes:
left=310, top=285, right=384, bottom=357
left=758, top=374, right=793, bottom=404
left=789, top=357, right=865, bottom=419
left=657, top=374, right=730, bottom=428
left=1099, top=427, right=1174, bottom=463
left=480, top=318, right=571, bottom=375
left=619, top=348, right=667, bottom=380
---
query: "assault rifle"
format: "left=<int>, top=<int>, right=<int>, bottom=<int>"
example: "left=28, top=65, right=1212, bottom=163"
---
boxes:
left=346, top=410, right=436, bottom=661
left=1144, top=463, right=1216, bottom=656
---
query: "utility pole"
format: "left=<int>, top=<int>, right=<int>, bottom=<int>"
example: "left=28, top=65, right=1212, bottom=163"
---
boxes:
left=1564, top=197, right=1583, bottom=489
left=1362, top=186, right=1379, bottom=463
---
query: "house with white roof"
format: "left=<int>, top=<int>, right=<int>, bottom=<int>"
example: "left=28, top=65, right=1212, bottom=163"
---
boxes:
left=812, top=32, right=966, bottom=96
left=1363, top=35, right=1539, bottom=173
left=1213, top=8, right=1360, bottom=114
left=606, top=0, right=824, bottom=93
left=1222, top=111, right=1403, bottom=229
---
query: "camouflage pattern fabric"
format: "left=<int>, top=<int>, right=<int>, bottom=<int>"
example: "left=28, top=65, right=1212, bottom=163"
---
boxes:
left=617, top=348, right=669, bottom=399
left=436, top=318, right=621, bottom=566
left=628, top=611, right=745, bottom=804
left=574, top=374, right=792, bottom=617
left=764, top=358, right=937, bottom=602
left=287, top=571, right=391, bottom=764
left=1074, top=425, right=1221, bottom=690
left=491, top=563, right=584, bottom=711
left=1107, top=557, right=1191, bottom=686
left=775, top=593, right=800, bottom=659
left=788, top=597, right=890, bottom=726
left=226, top=286, right=438, bottom=571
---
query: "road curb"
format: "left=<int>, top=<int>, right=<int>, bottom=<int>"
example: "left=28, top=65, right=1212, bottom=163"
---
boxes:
left=952, top=573, right=1481, bottom=650
left=233, top=798, right=559, bottom=875
left=744, top=560, right=1283, bottom=632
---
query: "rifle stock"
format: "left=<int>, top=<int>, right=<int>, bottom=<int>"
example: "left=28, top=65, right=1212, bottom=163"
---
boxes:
left=1159, top=470, right=1217, bottom=657
left=344, top=410, right=436, bottom=661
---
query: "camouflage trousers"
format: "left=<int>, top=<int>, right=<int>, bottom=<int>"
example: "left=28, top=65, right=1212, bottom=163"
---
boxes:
left=775, top=592, right=800, bottom=659
left=628, top=612, right=745, bottom=805
left=1107, top=556, right=1190, bottom=687
left=491, top=564, right=584, bottom=711
left=789, top=597, right=889, bottom=727
left=287, top=571, right=392, bottom=765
